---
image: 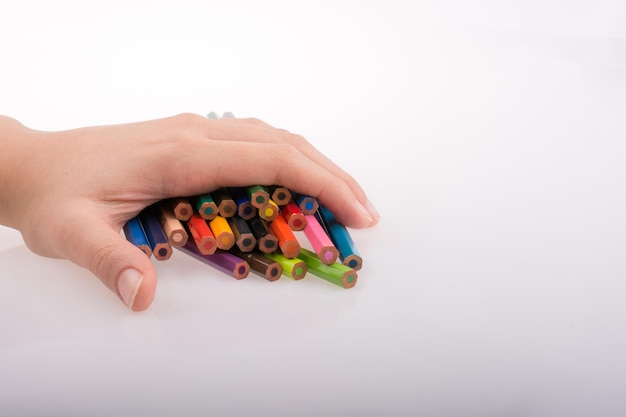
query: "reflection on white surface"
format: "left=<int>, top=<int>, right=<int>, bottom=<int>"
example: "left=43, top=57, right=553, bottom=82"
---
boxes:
left=0, top=242, right=363, bottom=349
left=1, top=1, right=626, bottom=416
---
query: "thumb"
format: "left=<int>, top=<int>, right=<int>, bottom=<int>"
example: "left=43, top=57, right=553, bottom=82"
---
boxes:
left=63, top=217, right=158, bottom=311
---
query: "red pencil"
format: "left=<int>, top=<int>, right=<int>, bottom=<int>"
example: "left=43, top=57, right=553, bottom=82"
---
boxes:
left=280, top=200, right=307, bottom=231
left=186, top=213, right=217, bottom=255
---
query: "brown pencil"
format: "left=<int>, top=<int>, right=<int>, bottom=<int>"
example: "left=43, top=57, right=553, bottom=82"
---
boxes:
left=230, top=248, right=282, bottom=282
left=169, top=197, right=193, bottom=221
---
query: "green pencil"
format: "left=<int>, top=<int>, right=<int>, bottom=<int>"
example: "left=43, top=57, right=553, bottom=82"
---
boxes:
left=297, top=248, right=357, bottom=289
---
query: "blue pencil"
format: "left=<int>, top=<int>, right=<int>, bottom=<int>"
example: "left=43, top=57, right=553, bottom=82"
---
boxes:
left=315, top=205, right=362, bottom=271
left=291, top=191, right=319, bottom=215
left=229, top=186, right=257, bottom=220
left=138, top=206, right=173, bottom=261
left=123, top=216, right=152, bottom=258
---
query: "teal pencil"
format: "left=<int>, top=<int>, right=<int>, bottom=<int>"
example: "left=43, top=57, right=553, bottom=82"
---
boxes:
left=315, top=205, right=362, bottom=271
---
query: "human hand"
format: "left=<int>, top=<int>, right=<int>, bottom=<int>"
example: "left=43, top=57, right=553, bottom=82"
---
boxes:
left=0, top=113, right=379, bottom=311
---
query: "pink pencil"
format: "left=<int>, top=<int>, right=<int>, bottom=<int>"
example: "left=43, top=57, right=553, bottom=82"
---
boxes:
left=302, top=214, right=338, bottom=265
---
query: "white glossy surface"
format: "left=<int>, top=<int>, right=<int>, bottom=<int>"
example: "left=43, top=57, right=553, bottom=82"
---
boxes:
left=2, top=1, right=626, bottom=416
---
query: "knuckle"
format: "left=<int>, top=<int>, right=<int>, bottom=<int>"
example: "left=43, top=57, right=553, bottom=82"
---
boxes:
left=88, top=243, right=118, bottom=281
left=173, top=112, right=205, bottom=126
left=271, top=142, right=300, bottom=160
left=284, top=132, right=309, bottom=148
left=242, top=117, right=268, bottom=127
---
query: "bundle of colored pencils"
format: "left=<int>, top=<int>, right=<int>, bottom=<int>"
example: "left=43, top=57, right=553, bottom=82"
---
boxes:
left=123, top=186, right=362, bottom=289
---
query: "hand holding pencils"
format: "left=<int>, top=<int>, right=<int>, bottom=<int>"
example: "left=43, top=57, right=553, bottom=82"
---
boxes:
left=0, top=113, right=380, bottom=311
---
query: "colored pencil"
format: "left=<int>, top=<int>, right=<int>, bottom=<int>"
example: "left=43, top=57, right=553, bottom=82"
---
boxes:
left=265, top=252, right=307, bottom=280
left=315, top=205, right=363, bottom=271
left=191, top=193, right=218, bottom=220
left=258, top=198, right=279, bottom=222
left=208, top=215, right=235, bottom=250
left=169, top=197, right=193, bottom=221
left=297, top=248, right=358, bottom=289
left=269, top=213, right=301, bottom=259
left=186, top=212, right=218, bottom=255
left=267, top=185, right=292, bottom=206
left=138, top=206, right=173, bottom=261
left=230, top=248, right=282, bottom=282
left=247, top=216, right=279, bottom=254
left=177, top=241, right=249, bottom=280
left=123, top=216, right=152, bottom=258
left=292, top=192, right=319, bottom=215
left=280, top=200, right=307, bottom=231
left=229, top=186, right=257, bottom=220
left=211, top=187, right=237, bottom=218
left=157, top=203, right=188, bottom=247
left=227, top=215, right=257, bottom=252
left=247, top=185, right=270, bottom=209
left=302, top=214, right=338, bottom=265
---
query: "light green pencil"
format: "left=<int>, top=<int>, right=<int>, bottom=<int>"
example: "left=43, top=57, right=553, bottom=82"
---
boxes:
left=297, top=248, right=358, bottom=289
left=265, top=252, right=308, bottom=280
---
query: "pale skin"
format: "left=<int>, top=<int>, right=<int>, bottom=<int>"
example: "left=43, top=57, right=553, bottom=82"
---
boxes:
left=0, top=113, right=380, bottom=311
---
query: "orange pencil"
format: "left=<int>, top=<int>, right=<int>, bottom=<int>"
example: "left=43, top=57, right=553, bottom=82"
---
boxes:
left=269, top=213, right=301, bottom=258
left=208, top=215, right=236, bottom=250
left=186, top=213, right=217, bottom=255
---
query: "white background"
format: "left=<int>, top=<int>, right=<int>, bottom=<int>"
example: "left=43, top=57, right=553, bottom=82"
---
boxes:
left=1, top=1, right=626, bottom=416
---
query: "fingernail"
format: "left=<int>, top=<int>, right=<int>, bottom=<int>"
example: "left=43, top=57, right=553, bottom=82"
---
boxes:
left=355, top=199, right=374, bottom=226
left=364, top=199, right=380, bottom=224
left=118, top=268, right=143, bottom=309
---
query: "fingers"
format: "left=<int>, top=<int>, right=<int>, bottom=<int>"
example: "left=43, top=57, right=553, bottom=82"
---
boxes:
left=160, top=139, right=375, bottom=229
left=58, top=212, right=158, bottom=311
left=151, top=114, right=379, bottom=228
left=206, top=117, right=370, bottom=197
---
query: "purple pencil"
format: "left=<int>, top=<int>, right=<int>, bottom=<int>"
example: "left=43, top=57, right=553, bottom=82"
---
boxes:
left=177, top=240, right=250, bottom=280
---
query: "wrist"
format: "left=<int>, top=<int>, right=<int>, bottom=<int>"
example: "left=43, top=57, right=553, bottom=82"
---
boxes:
left=0, top=116, right=38, bottom=230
